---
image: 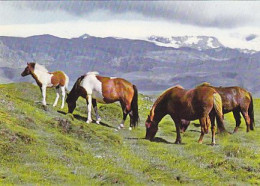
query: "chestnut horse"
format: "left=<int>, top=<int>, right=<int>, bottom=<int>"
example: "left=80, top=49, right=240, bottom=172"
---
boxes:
left=180, top=83, right=254, bottom=133
left=145, top=85, right=226, bottom=145
left=66, top=72, right=139, bottom=130
left=21, top=62, right=69, bottom=109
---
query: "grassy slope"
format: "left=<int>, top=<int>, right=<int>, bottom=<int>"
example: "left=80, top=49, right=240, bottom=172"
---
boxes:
left=0, top=83, right=259, bottom=185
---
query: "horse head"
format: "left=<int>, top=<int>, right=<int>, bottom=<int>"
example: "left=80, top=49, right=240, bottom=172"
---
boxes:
left=145, top=115, right=158, bottom=140
left=21, top=62, right=35, bottom=77
left=66, top=93, right=76, bottom=114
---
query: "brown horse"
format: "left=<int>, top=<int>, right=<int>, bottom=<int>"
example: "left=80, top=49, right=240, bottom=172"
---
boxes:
left=145, top=85, right=226, bottom=145
left=180, top=83, right=254, bottom=133
left=66, top=72, right=139, bottom=130
left=21, top=62, right=69, bottom=109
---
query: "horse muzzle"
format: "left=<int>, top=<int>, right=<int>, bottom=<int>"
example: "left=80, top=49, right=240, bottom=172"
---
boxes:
left=21, top=72, right=27, bottom=77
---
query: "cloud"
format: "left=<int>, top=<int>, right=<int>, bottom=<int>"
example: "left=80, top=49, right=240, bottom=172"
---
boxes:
left=245, top=34, right=258, bottom=41
left=9, top=1, right=260, bottom=28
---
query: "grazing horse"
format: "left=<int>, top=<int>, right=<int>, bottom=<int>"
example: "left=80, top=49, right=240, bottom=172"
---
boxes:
left=145, top=85, right=226, bottom=145
left=66, top=72, right=139, bottom=130
left=180, top=83, right=254, bottom=133
left=21, top=62, right=69, bottom=109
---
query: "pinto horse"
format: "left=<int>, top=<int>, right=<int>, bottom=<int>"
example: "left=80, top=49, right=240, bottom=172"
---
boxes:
left=66, top=72, right=139, bottom=130
left=180, top=83, right=254, bottom=133
left=21, top=62, right=69, bottom=109
left=145, top=85, right=226, bottom=145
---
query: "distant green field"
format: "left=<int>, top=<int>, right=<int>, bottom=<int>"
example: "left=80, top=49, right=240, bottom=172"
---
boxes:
left=0, top=83, right=259, bottom=185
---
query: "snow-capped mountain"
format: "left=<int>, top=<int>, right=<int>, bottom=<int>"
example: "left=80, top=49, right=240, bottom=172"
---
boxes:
left=1, top=34, right=260, bottom=95
left=147, top=36, right=224, bottom=50
left=79, top=33, right=91, bottom=39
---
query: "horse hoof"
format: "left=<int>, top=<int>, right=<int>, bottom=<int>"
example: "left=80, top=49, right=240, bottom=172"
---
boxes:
left=42, top=105, right=47, bottom=111
left=198, top=140, right=203, bottom=144
left=86, top=120, right=92, bottom=124
left=119, top=124, right=124, bottom=128
left=211, top=143, right=216, bottom=146
left=129, top=127, right=132, bottom=131
left=96, top=118, right=101, bottom=124
left=117, top=124, right=124, bottom=130
left=174, top=141, right=181, bottom=144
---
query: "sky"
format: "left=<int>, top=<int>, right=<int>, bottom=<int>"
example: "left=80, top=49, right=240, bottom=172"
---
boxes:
left=0, top=1, right=260, bottom=50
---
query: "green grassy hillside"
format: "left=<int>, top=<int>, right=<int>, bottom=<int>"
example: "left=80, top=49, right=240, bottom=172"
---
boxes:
left=0, top=83, right=259, bottom=185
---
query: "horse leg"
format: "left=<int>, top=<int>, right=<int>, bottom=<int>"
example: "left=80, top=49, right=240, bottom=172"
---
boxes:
left=118, top=102, right=129, bottom=130
left=198, top=117, right=208, bottom=144
left=171, top=116, right=182, bottom=144
left=86, top=94, right=93, bottom=123
left=175, top=121, right=182, bottom=144
left=126, top=103, right=134, bottom=131
left=232, top=109, right=241, bottom=133
left=92, top=99, right=101, bottom=124
left=53, top=87, right=60, bottom=107
left=118, top=111, right=128, bottom=130
left=41, top=85, right=47, bottom=106
left=209, top=116, right=216, bottom=145
left=241, top=109, right=251, bottom=132
left=60, top=86, right=66, bottom=109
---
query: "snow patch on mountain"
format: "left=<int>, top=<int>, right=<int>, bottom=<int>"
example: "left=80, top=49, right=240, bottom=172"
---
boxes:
left=147, top=36, right=224, bottom=50
left=79, top=34, right=91, bottom=39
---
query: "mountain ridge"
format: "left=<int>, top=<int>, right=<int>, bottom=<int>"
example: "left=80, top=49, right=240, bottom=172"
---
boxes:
left=0, top=34, right=260, bottom=96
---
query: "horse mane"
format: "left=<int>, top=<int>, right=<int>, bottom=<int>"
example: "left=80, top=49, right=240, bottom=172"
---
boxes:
left=197, top=82, right=211, bottom=87
left=34, top=63, right=49, bottom=73
left=150, top=85, right=184, bottom=120
left=86, top=71, right=99, bottom=76
left=70, top=75, right=85, bottom=93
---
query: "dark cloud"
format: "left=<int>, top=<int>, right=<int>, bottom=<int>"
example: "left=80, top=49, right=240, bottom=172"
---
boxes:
left=11, top=1, right=260, bottom=28
left=245, top=34, right=258, bottom=41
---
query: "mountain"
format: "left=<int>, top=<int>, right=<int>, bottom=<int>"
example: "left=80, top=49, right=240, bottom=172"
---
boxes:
left=147, top=35, right=224, bottom=50
left=0, top=34, right=260, bottom=96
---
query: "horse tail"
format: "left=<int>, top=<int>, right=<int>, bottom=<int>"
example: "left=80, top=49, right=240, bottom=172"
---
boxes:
left=213, top=93, right=226, bottom=132
left=131, top=85, right=139, bottom=128
left=248, top=93, right=255, bottom=130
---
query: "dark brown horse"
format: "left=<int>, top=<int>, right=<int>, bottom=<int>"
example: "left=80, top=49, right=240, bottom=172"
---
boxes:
left=145, top=85, right=226, bottom=145
left=180, top=83, right=254, bottom=133
left=66, top=72, right=139, bottom=130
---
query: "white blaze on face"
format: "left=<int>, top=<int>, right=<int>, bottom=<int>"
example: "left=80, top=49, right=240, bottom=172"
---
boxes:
left=80, top=74, right=106, bottom=103
left=110, top=77, right=117, bottom=79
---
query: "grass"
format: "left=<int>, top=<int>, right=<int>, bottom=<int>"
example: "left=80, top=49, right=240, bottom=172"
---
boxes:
left=0, top=82, right=259, bottom=185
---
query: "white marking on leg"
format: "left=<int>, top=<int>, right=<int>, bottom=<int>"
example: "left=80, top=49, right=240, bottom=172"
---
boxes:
left=60, top=86, right=66, bottom=109
left=53, top=88, right=59, bottom=107
left=42, top=86, right=47, bottom=106
left=118, top=123, right=125, bottom=130
left=94, top=106, right=101, bottom=124
left=117, top=119, right=125, bottom=129
left=86, top=95, right=92, bottom=123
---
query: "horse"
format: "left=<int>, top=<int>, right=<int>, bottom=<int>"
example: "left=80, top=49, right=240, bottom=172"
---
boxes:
left=21, top=62, right=69, bottom=109
left=180, top=83, right=254, bottom=133
left=66, top=72, right=139, bottom=130
left=145, top=85, right=226, bottom=145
